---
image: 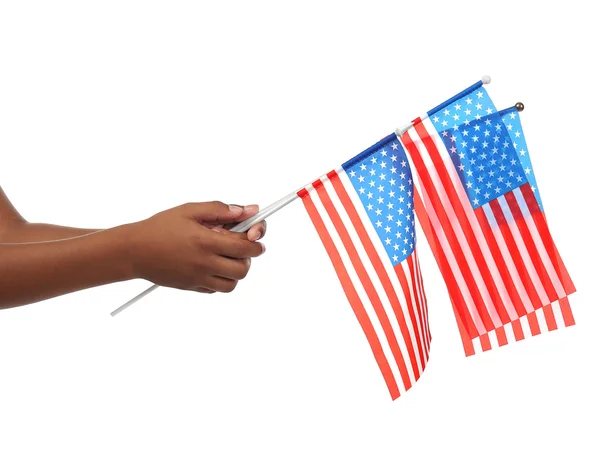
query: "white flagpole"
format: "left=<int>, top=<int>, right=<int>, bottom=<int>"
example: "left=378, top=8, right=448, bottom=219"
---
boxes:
left=111, top=75, right=492, bottom=317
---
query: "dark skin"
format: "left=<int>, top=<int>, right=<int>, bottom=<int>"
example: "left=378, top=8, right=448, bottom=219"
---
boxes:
left=0, top=187, right=266, bottom=310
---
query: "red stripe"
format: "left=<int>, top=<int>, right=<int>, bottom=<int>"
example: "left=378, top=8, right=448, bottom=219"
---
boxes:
left=480, top=333, right=492, bottom=352
left=527, top=312, right=542, bottom=336
left=488, top=199, right=544, bottom=310
left=404, top=133, right=484, bottom=338
left=298, top=188, right=400, bottom=399
left=504, top=190, right=559, bottom=303
left=559, top=297, right=575, bottom=327
left=474, top=207, right=529, bottom=317
left=327, top=172, right=424, bottom=377
left=522, top=185, right=576, bottom=295
left=496, top=327, right=508, bottom=347
left=512, top=320, right=525, bottom=341
left=313, top=180, right=414, bottom=389
left=542, top=304, right=558, bottom=331
left=412, top=122, right=512, bottom=327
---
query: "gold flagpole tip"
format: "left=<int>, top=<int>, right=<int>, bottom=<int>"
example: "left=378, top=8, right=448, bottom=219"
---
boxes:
left=515, top=102, right=525, bottom=112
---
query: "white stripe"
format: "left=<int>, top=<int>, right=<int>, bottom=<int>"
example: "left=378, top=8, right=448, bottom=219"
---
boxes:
left=405, top=126, right=503, bottom=328
left=513, top=188, right=567, bottom=297
left=504, top=323, right=517, bottom=345
left=553, top=300, right=566, bottom=329
left=332, top=170, right=422, bottom=379
left=536, top=307, right=549, bottom=334
left=305, top=182, right=406, bottom=392
left=495, top=195, right=550, bottom=305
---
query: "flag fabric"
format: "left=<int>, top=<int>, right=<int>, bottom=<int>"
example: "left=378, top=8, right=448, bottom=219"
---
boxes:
left=398, top=81, right=576, bottom=356
left=298, top=134, right=431, bottom=399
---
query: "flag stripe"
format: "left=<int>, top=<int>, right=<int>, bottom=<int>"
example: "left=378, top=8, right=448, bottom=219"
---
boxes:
left=559, top=297, right=576, bottom=327
left=543, top=304, right=558, bottom=331
left=298, top=187, right=401, bottom=399
left=329, top=170, right=427, bottom=375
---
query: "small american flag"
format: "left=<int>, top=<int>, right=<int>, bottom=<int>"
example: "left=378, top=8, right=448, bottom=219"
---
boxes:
left=399, top=82, right=576, bottom=355
left=298, top=134, right=430, bottom=399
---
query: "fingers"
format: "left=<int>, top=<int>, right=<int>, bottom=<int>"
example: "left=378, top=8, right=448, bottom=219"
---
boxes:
left=212, top=220, right=266, bottom=242
left=247, top=221, right=266, bottom=242
left=208, top=257, right=251, bottom=281
left=205, top=230, right=265, bottom=259
left=183, top=201, right=247, bottom=224
left=230, top=204, right=259, bottom=223
left=202, top=276, right=239, bottom=293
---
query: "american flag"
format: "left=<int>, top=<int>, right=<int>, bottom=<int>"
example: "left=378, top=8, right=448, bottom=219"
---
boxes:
left=298, top=134, right=430, bottom=399
left=399, top=82, right=576, bottom=355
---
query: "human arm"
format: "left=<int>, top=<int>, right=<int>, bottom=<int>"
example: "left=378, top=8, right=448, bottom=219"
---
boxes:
left=0, top=199, right=266, bottom=310
left=0, top=187, right=100, bottom=242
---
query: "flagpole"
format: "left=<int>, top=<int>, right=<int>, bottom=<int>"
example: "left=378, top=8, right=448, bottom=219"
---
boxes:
left=111, top=75, right=493, bottom=317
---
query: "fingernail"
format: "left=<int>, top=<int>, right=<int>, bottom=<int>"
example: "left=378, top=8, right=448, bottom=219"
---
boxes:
left=244, top=204, right=259, bottom=212
left=229, top=205, right=243, bottom=213
left=260, top=243, right=266, bottom=254
left=212, top=227, right=222, bottom=233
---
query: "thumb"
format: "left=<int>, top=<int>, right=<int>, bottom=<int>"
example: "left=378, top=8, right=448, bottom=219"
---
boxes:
left=182, top=201, right=245, bottom=224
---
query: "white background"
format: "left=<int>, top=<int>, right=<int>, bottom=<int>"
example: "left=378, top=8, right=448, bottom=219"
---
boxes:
left=0, top=1, right=597, bottom=465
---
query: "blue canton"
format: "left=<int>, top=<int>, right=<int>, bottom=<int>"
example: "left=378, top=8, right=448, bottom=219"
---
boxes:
left=342, top=134, right=415, bottom=265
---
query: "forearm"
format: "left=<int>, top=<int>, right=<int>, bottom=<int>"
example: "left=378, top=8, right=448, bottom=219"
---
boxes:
left=0, top=222, right=100, bottom=242
left=0, top=225, right=134, bottom=309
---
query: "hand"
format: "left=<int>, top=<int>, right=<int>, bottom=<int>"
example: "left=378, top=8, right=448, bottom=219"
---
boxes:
left=123, top=201, right=266, bottom=293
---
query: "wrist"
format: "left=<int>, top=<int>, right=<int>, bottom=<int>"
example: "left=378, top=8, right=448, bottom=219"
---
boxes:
left=104, top=223, right=141, bottom=282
